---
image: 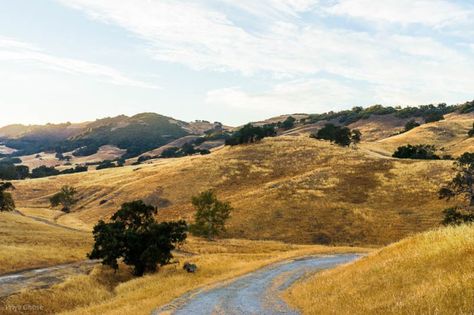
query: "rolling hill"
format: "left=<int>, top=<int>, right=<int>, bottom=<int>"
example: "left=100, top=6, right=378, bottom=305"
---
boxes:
left=285, top=224, right=474, bottom=314
left=12, top=135, right=457, bottom=245
left=4, top=102, right=474, bottom=246
left=367, top=111, right=474, bottom=157
left=0, top=113, right=223, bottom=159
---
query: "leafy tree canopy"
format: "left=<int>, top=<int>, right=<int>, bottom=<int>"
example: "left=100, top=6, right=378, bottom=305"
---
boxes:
left=88, top=200, right=187, bottom=276
left=0, top=182, right=15, bottom=212
left=50, top=185, right=78, bottom=213
left=311, top=123, right=361, bottom=147
left=190, top=190, right=232, bottom=240
left=439, top=152, right=474, bottom=225
left=392, top=144, right=439, bottom=160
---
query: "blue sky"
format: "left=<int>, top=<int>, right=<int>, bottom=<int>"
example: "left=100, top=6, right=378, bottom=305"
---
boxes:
left=1, top=0, right=474, bottom=127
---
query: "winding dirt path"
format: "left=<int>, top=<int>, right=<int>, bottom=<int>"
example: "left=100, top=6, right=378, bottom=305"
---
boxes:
left=0, top=260, right=98, bottom=298
left=153, top=254, right=361, bottom=315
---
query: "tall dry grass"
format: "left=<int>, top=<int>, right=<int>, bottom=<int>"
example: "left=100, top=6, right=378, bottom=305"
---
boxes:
left=11, top=136, right=456, bottom=245
left=1, top=238, right=369, bottom=315
left=284, top=224, right=474, bottom=314
left=0, top=213, right=91, bottom=274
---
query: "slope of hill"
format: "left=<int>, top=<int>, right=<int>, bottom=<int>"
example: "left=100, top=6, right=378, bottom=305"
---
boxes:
left=367, top=112, right=474, bottom=157
left=12, top=136, right=456, bottom=245
left=0, top=113, right=211, bottom=159
left=19, top=145, right=127, bottom=170
left=285, top=224, right=474, bottom=314
left=0, top=212, right=91, bottom=275
left=0, top=122, right=87, bottom=139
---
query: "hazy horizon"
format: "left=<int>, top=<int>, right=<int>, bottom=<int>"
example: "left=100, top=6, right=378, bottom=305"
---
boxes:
left=1, top=1, right=474, bottom=127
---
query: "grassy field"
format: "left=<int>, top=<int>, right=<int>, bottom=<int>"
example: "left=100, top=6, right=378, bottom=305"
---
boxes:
left=366, top=112, right=474, bottom=157
left=1, top=238, right=369, bottom=315
left=19, top=145, right=126, bottom=170
left=0, top=212, right=91, bottom=275
left=11, top=135, right=456, bottom=245
left=285, top=224, right=474, bottom=315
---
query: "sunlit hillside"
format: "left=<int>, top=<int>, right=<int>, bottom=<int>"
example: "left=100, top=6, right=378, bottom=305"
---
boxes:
left=366, top=112, right=474, bottom=157
left=12, top=135, right=456, bottom=245
left=285, top=224, right=474, bottom=314
left=1, top=239, right=367, bottom=315
left=0, top=212, right=91, bottom=274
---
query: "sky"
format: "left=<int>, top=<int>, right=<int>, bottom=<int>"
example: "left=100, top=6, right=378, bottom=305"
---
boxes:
left=1, top=0, right=474, bottom=127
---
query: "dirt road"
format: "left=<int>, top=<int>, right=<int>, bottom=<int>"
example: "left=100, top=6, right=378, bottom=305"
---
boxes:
left=153, top=254, right=361, bottom=315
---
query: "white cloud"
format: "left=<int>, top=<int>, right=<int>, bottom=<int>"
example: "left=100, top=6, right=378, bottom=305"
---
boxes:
left=58, top=0, right=474, bottom=109
left=326, top=0, right=472, bottom=27
left=220, top=0, right=318, bottom=19
left=206, top=79, right=363, bottom=114
left=0, top=36, right=157, bottom=89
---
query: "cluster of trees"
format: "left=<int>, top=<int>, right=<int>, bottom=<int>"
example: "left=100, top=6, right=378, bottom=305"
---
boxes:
left=223, top=117, right=300, bottom=147
left=404, top=119, right=421, bottom=132
left=134, top=140, right=212, bottom=165
left=89, top=190, right=231, bottom=276
left=225, top=123, right=277, bottom=146
left=30, top=165, right=88, bottom=178
left=72, top=145, right=100, bottom=157
left=0, top=158, right=29, bottom=180
left=0, top=158, right=88, bottom=180
left=278, top=116, right=296, bottom=130
left=311, top=123, right=361, bottom=147
left=96, top=159, right=125, bottom=170
left=305, top=103, right=455, bottom=126
left=439, top=152, right=474, bottom=225
left=392, top=144, right=440, bottom=160
left=160, top=143, right=210, bottom=158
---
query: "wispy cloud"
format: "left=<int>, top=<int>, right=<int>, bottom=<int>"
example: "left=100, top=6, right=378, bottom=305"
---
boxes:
left=206, top=79, right=363, bottom=114
left=58, top=0, right=474, bottom=111
left=326, top=0, right=472, bottom=27
left=0, top=36, right=158, bottom=89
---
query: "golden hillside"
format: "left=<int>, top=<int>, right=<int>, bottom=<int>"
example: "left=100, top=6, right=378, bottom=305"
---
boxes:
left=285, top=224, right=474, bottom=314
left=12, top=136, right=456, bottom=245
left=367, top=112, right=474, bottom=157
left=0, top=212, right=91, bottom=274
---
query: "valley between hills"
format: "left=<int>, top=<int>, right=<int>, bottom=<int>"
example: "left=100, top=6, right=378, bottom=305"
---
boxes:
left=1, top=103, right=473, bottom=314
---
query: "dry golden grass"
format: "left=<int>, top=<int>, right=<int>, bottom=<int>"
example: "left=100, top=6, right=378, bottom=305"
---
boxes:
left=18, top=207, right=64, bottom=221
left=285, top=224, right=474, bottom=315
left=1, top=238, right=369, bottom=315
left=369, top=112, right=474, bottom=157
left=12, top=135, right=456, bottom=245
left=0, top=212, right=91, bottom=275
left=19, top=145, right=126, bottom=170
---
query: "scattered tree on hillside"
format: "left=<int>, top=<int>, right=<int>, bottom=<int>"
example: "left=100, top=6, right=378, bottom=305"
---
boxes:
left=225, top=123, right=276, bottom=146
left=96, top=160, right=116, bottom=170
left=351, top=129, right=362, bottom=145
left=424, top=112, right=444, bottom=123
left=190, top=190, right=232, bottom=240
left=0, top=163, right=29, bottom=180
left=50, top=185, right=78, bottom=213
left=280, top=116, right=296, bottom=130
left=439, top=152, right=474, bottom=225
left=404, top=119, right=420, bottom=132
left=392, top=144, right=439, bottom=160
left=31, top=165, right=60, bottom=178
left=0, top=182, right=15, bottom=212
left=311, top=123, right=361, bottom=147
left=88, top=200, right=187, bottom=276
left=468, top=123, right=474, bottom=137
